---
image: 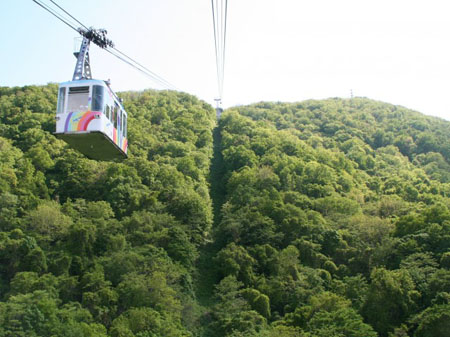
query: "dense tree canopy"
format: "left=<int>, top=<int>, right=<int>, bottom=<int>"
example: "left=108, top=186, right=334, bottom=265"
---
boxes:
left=0, top=85, right=449, bottom=336
left=208, top=99, right=449, bottom=336
left=0, top=84, right=215, bottom=336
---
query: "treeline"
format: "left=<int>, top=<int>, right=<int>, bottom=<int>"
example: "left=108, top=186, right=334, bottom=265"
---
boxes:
left=206, top=99, right=450, bottom=337
left=0, top=84, right=216, bottom=336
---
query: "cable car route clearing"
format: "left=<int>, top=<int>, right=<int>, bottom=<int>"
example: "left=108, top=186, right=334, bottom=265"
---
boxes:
left=211, top=0, right=228, bottom=118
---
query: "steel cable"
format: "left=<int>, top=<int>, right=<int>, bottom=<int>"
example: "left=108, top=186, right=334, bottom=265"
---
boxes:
left=32, top=0, right=177, bottom=91
left=48, top=0, right=89, bottom=30
left=211, top=0, right=227, bottom=100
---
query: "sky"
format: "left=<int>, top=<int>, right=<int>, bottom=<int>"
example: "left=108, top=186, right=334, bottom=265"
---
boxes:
left=1, top=0, right=450, bottom=121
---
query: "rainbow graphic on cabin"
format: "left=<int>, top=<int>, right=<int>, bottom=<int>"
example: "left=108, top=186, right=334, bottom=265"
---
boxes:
left=64, top=111, right=99, bottom=132
left=63, top=110, right=127, bottom=153
left=121, top=138, right=128, bottom=152
left=113, top=125, right=128, bottom=153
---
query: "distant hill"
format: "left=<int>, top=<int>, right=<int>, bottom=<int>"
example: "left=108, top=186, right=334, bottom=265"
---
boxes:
left=0, top=85, right=449, bottom=337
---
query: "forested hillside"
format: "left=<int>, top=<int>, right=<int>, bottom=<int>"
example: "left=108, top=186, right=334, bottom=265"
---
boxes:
left=0, top=84, right=215, bottom=336
left=208, top=99, right=450, bottom=337
left=0, top=86, right=449, bottom=337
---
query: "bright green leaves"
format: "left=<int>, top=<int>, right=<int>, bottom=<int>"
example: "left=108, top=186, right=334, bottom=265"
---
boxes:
left=117, top=271, right=181, bottom=317
left=0, top=85, right=216, bottom=337
left=362, top=268, right=419, bottom=335
left=211, top=99, right=450, bottom=336
left=210, top=276, right=268, bottom=336
left=0, top=290, right=106, bottom=337
left=216, top=243, right=256, bottom=286
left=110, top=307, right=188, bottom=337
left=288, top=292, right=377, bottom=337
left=26, top=201, right=72, bottom=242
left=412, top=303, right=450, bottom=337
left=1, top=84, right=450, bottom=336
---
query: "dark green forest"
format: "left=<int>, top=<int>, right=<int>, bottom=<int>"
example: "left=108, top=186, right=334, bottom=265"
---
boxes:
left=0, top=84, right=449, bottom=336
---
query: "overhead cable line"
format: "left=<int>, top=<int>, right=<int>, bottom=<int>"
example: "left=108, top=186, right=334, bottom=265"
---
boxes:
left=48, top=0, right=89, bottom=30
left=211, top=1, right=220, bottom=96
left=211, top=0, right=228, bottom=103
left=32, top=0, right=79, bottom=33
left=31, top=0, right=177, bottom=90
left=222, top=0, right=228, bottom=94
left=105, top=48, right=177, bottom=90
left=110, top=47, right=178, bottom=90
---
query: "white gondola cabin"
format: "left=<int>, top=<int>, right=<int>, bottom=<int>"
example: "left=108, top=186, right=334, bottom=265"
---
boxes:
left=55, top=79, right=128, bottom=160
left=54, top=28, right=128, bottom=161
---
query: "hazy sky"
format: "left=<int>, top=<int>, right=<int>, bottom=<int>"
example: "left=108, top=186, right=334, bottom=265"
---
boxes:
left=1, top=0, right=449, bottom=120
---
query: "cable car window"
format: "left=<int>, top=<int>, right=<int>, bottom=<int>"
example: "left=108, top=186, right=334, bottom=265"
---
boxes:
left=111, top=106, right=116, bottom=127
left=69, top=86, right=89, bottom=94
left=57, top=87, right=66, bottom=113
left=92, top=85, right=105, bottom=112
left=67, top=86, right=89, bottom=112
left=114, top=104, right=119, bottom=129
left=119, top=110, right=123, bottom=133
left=123, top=114, right=127, bottom=138
left=105, top=105, right=110, bottom=120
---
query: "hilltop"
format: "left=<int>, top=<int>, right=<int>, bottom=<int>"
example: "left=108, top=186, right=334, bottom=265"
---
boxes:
left=0, top=85, right=449, bottom=336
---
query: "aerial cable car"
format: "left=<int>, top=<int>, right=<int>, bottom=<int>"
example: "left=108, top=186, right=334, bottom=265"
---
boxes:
left=55, top=28, right=128, bottom=161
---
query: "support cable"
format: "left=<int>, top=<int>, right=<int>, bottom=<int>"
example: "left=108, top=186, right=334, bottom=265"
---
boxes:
left=106, top=48, right=177, bottom=90
left=211, top=0, right=227, bottom=101
left=32, top=0, right=79, bottom=33
left=222, top=0, right=228, bottom=97
left=31, top=0, right=177, bottom=91
left=48, top=0, right=89, bottom=30
left=211, top=0, right=221, bottom=98
left=111, top=47, right=178, bottom=90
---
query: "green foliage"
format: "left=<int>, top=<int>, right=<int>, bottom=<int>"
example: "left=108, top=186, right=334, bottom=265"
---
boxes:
left=215, top=243, right=256, bottom=285
left=362, top=268, right=419, bottom=336
left=210, top=98, right=449, bottom=336
left=1, top=85, right=449, bottom=336
left=240, top=288, right=271, bottom=319
left=0, top=85, right=215, bottom=336
left=110, top=307, right=189, bottom=337
left=210, top=276, right=267, bottom=336
left=0, top=290, right=106, bottom=337
left=412, top=303, right=450, bottom=337
left=283, top=292, right=376, bottom=337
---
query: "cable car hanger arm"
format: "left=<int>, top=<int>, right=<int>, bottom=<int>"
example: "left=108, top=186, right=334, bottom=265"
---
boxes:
left=72, top=28, right=114, bottom=81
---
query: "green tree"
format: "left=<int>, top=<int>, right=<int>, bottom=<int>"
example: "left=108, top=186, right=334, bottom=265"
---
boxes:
left=363, top=268, right=419, bottom=336
left=412, top=303, right=450, bottom=337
